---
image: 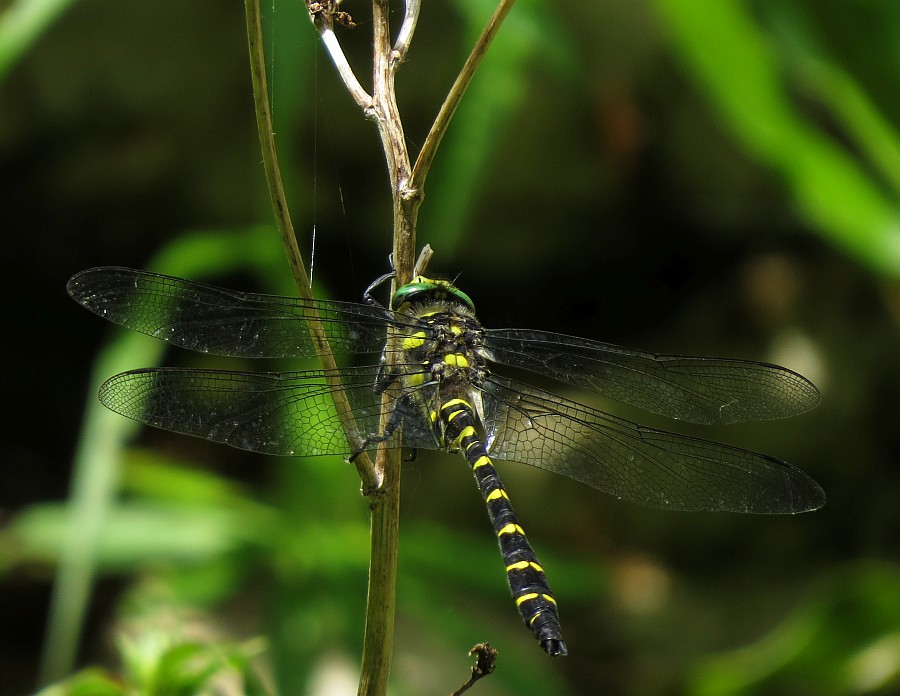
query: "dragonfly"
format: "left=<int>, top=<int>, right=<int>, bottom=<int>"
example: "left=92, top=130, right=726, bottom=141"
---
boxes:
left=67, top=265, right=824, bottom=656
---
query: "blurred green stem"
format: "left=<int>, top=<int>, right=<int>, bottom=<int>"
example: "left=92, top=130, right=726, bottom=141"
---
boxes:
left=39, top=229, right=284, bottom=686
left=38, top=393, right=126, bottom=684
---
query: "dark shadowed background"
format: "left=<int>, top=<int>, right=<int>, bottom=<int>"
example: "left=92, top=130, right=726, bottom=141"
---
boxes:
left=2, top=1, right=900, bottom=694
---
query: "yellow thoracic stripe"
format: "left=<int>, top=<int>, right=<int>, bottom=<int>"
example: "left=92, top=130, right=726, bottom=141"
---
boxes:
left=443, top=353, right=469, bottom=367
left=402, top=331, right=427, bottom=350
left=498, top=523, right=525, bottom=536
left=486, top=488, right=509, bottom=501
left=506, top=560, right=544, bottom=572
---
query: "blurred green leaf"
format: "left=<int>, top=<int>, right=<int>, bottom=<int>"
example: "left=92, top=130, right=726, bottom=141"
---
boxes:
left=39, top=226, right=291, bottom=682
left=0, top=0, right=75, bottom=82
left=786, top=47, right=900, bottom=199
left=653, top=0, right=900, bottom=277
left=121, top=448, right=270, bottom=510
left=35, top=668, right=127, bottom=696
left=689, top=562, right=900, bottom=696
left=424, top=0, right=579, bottom=255
left=13, top=502, right=262, bottom=569
left=120, top=626, right=270, bottom=696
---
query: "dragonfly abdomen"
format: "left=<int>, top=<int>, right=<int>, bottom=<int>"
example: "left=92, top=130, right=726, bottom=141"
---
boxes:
left=438, top=397, right=567, bottom=657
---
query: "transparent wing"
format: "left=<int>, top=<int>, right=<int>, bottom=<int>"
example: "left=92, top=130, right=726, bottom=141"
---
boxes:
left=96, top=363, right=824, bottom=512
left=484, top=329, right=820, bottom=425
left=480, top=375, right=825, bottom=514
left=68, top=267, right=406, bottom=358
left=98, top=365, right=442, bottom=457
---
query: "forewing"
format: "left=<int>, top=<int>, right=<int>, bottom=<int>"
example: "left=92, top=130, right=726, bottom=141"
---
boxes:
left=484, top=329, right=820, bottom=425
left=68, top=267, right=397, bottom=358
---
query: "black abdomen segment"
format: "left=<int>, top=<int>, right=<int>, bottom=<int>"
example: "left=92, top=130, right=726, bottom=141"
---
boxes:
left=440, top=398, right=567, bottom=656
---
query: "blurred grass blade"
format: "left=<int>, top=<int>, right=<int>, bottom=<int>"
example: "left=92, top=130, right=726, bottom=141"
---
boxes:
left=688, top=562, right=900, bottom=695
left=653, top=0, right=900, bottom=278
left=761, top=2, right=900, bottom=199
left=39, top=226, right=285, bottom=685
left=0, top=0, right=74, bottom=82
left=16, top=502, right=260, bottom=569
left=425, top=0, right=578, bottom=256
left=795, top=53, right=900, bottom=198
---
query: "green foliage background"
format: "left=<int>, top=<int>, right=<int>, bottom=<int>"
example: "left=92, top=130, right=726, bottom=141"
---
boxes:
left=2, top=0, right=899, bottom=694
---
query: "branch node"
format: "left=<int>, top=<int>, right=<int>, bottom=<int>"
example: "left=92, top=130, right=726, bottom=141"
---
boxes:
left=399, top=182, right=422, bottom=203
left=307, top=1, right=355, bottom=28
left=450, top=643, right=498, bottom=696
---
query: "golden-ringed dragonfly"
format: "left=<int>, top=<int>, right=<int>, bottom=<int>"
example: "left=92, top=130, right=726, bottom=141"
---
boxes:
left=67, top=266, right=824, bottom=656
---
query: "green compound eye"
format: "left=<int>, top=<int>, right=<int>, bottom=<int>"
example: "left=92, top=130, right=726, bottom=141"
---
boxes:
left=390, top=276, right=475, bottom=312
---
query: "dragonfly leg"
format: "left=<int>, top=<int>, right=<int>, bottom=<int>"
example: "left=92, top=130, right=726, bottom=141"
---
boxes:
left=363, top=269, right=395, bottom=306
left=347, top=393, right=407, bottom=462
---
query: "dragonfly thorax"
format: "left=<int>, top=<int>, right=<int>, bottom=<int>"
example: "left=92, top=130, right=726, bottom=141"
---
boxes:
left=385, top=284, right=491, bottom=446
left=396, top=298, right=490, bottom=390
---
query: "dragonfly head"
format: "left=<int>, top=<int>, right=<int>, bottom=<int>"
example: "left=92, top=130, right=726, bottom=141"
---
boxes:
left=391, top=276, right=476, bottom=313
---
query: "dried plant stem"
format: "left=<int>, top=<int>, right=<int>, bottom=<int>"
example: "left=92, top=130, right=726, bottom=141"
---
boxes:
left=296, top=1, right=517, bottom=693
left=356, top=4, right=411, bottom=692
left=245, top=0, right=377, bottom=490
